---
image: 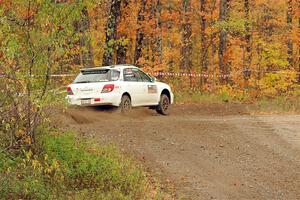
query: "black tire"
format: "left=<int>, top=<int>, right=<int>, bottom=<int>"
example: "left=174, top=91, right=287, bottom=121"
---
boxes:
left=119, top=95, right=131, bottom=112
left=156, top=94, right=171, bottom=115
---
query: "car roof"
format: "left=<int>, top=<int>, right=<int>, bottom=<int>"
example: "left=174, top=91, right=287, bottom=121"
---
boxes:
left=80, top=64, right=138, bottom=71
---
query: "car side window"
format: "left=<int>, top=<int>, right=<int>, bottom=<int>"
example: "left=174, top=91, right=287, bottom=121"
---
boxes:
left=137, top=70, right=152, bottom=82
left=124, top=68, right=142, bottom=82
left=111, top=70, right=120, bottom=81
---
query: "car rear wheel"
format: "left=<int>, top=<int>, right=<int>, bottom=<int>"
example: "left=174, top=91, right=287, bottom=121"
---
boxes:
left=119, top=95, right=131, bottom=112
left=156, top=94, right=171, bottom=115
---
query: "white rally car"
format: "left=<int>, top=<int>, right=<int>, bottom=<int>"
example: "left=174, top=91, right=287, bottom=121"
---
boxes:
left=66, top=64, right=174, bottom=115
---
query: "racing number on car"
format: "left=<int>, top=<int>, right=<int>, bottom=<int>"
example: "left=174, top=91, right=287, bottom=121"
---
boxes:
left=148, top=85, right=157, bottom=93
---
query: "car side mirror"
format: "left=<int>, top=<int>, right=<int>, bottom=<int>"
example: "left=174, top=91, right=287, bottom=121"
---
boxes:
left=150, top=76, right=157, bottom=82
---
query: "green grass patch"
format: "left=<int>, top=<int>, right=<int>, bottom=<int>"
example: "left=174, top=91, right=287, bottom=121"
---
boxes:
left=174, top=90, right=300, bottom=113
left=254, top=96, right=300, bottom=113
left=0, top=128, right=165, bottom=199
left=174, top=91, right=228, bottom=104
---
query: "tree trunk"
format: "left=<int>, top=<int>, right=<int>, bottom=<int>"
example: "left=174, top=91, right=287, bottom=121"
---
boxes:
left=287, top=0, right=293, bottom=67
left=116, top=43, right=127, bottom=64
left=200, top=0, right=208, bottom=86
left=116, top=0, right=129, bottom=64
left=134, top=0, right=146, bottom=65
left=156, top=0, right=163, bottom=64
left=103, top=0, right=121, bottom=66
left=244, top=0, right=251, bottom=81
left=148, top=0, right=156, bottom=63
left=166, top=0, right=174, bottom=72
left=180, top=0, right=192, bottom=71
left=218, top=0, right=230, bottom=84
left=298, top=0, right=300, bottom=83
left=200, top=0, right=208, bottom=71
left=210, top=0, right=217, bottom=91
left=76, top=7, right=94, bottom=67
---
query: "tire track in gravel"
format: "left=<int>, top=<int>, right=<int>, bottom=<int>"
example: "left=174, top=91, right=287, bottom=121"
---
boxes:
left=54, top=105, right=300, bottom=200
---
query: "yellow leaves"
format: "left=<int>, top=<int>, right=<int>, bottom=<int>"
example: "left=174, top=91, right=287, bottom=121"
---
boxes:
left=24, top=136, right=32, bottom=145
left=259, top=70, right=297, bottom=97
left=16, top=129, right=33, bottom=145
left=31, top=159, right=40, bottom=170
left=6, top=167, right=11, bottom=173
left=19, top=150, right=64, bottom=182
left=25, top=149, right=33, bottom=160
left=44, top=154, right=48, bottom=161
left=52, top=159, right=60, bottom=170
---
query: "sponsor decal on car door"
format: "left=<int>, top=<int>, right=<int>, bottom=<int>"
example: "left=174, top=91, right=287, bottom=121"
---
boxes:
left=147, top=85, right=157, bottom=93
left=146, top=84, right=158, bottom=104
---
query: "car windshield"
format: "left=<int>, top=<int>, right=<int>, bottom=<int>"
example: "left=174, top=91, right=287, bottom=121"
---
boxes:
left=74, top=69, right=120, bottom=83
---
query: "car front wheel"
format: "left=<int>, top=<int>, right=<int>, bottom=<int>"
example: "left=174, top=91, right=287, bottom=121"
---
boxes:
left=156, top=94, right=171, bottom=115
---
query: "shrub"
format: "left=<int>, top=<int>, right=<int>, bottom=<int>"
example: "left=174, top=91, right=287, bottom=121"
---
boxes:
left=42, top=132, right=146, bottom=197
left=258, top=71, right=297, bottom=97
left=0, top=130, right=158, bottom=200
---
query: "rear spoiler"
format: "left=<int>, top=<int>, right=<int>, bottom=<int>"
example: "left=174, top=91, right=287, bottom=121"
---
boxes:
left=80, top=67, right=111, bottom=72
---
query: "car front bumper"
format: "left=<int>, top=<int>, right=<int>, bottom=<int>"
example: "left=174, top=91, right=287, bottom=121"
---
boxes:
left=170, top=92, right=174, bottom=104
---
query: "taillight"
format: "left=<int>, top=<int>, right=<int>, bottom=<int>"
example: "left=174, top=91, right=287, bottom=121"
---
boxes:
left=101, top=84, right=115, bottom=93
left=67, top=86, right=74, bottom=95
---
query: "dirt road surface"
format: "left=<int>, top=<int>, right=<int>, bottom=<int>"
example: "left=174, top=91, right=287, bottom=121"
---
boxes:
left=55, top=104, right=300, bottom=200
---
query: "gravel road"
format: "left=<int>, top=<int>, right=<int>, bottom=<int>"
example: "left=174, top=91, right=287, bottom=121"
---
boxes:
left=55, top=104, right=300, bottom=200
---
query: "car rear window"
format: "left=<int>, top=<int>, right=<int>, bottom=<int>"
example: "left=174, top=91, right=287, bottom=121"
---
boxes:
left=74, top=69, right=120, bottom=83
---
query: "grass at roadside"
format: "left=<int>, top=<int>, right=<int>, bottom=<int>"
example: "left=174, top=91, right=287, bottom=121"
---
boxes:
left=0, top=126, right=168, bottom=200
left=175, top=91, right=228, bottom=104
left=174, top=90, right=300, bottom=113
left=253, top=96, right=300, bottom=114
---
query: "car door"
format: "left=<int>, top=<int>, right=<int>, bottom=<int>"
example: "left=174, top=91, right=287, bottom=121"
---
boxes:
left=123, top=68, right=145, bottom=106
left=136, top=69, right=159, bottom=105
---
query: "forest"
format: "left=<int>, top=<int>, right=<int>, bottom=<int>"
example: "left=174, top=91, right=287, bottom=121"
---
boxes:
left=0, top=0, right=299, bottom=199
left=1, top=0, right=299, bottom=93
